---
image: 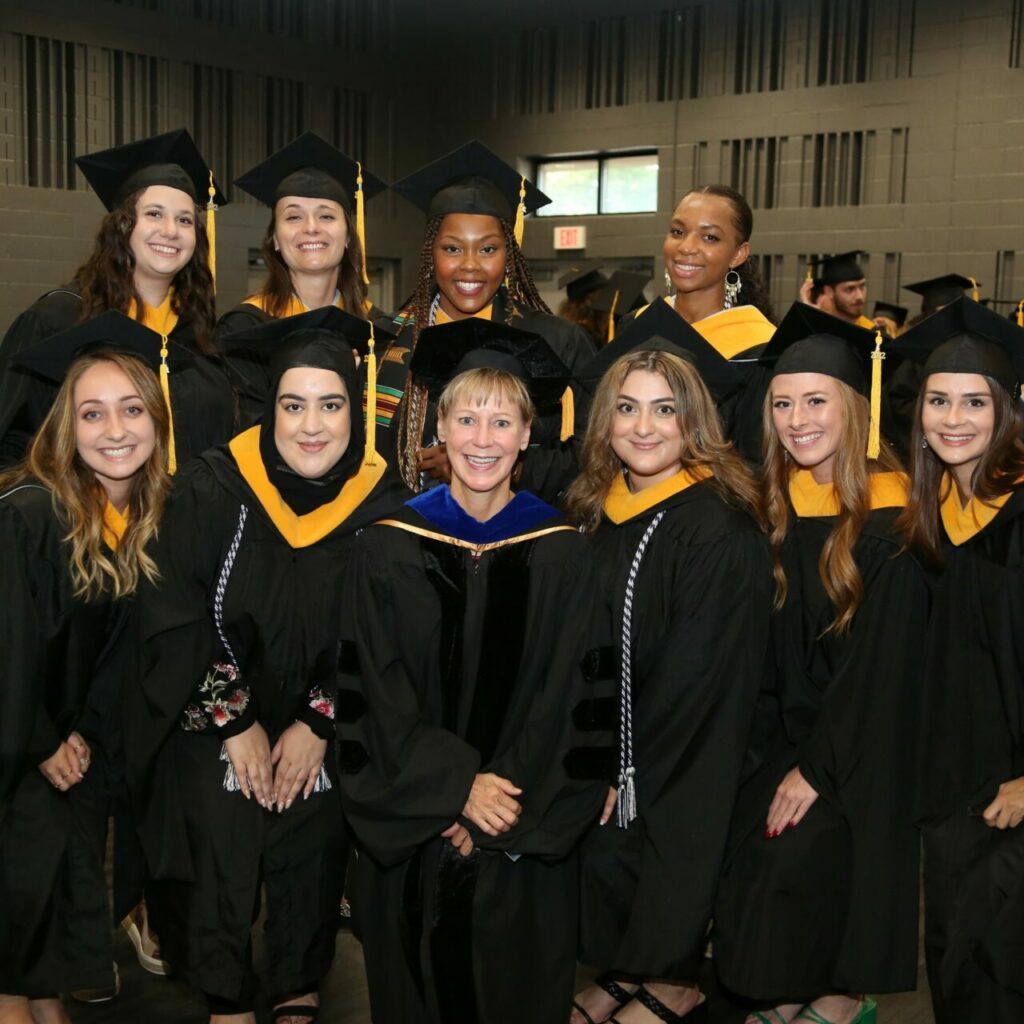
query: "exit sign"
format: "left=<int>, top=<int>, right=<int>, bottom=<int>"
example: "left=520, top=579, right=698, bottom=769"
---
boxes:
left=554, top=225, right=587, bottom=249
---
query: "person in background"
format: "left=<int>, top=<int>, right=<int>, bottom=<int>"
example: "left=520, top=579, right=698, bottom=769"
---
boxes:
left=871, top=300, right=908, bottom=339
left=800, top=252, right=875, bottom=330
left=217, top=131, right=389, bottom=426
left=557, top=261, right=609, bottom=346
left=0, top=129, right=234, bottom=475
left=0, top=313, right=171, bottom=1024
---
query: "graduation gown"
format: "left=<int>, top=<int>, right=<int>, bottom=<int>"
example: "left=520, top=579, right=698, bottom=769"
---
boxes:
left=622, top=299, right=775, bottom=462
left=126, top=428, right=403, bottom=1003
left=578, top=470, right=772, bottom=980
left=714, top=471, right=928, bottom=999
left=0, top=287, right=236, bottom=467
left=369, top=287, right=598, bottom=501
left=0, top=482, right=120, bottom=997
left=917, top=483, right=1024, bottom=1024
left=216, top=295, right=394, bottom=428
left=336, top=486, right=612, bottom=1024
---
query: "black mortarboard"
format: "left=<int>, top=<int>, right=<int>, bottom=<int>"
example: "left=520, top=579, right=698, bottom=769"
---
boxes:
left=559, top=262, right=608, bottom=303
left=410, top=318, right=570, bottom=413
left=592, top=271, right=652, bottom=316
left=76, top=129, right=226, bottom=212
left=872, top=301, right=908, bottom=328
left=889, top=296, right=1024, bottom=397
left=903, top=274, right=980, bottom=312
left=391, top=140, right=551, bottom=229
left=809, top=251, right=867, bottom=287
left=760, top=302, right=879, bottom=395
left=233, top=131, right=386, bottom=212
left=15, top=310, right=191, bottom=382
left=579, top=296, right=743, bottom=403
left=219, top=305, right=383, bottom=363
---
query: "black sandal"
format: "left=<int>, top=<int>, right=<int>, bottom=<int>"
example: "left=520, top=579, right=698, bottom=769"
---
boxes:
left=614, top=986, right=707, bottom=1023
left=273, top=1005, right=319, bottom=1022
left=573, top=972, right=638, bottom=1023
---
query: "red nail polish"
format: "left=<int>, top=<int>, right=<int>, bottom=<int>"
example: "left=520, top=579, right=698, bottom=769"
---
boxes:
left=789, top=819, right=797, bottom=828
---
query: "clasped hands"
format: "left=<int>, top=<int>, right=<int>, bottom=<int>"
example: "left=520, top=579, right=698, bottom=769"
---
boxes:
left=441, top=772, right=523, bottom=858
left=38, top=731, right=90, bottom=790
left=223, top=720, right=327, bottom=813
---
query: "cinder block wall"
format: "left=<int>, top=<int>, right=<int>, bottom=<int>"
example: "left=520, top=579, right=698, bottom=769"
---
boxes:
left=1, top=0, right=1023, bottom=335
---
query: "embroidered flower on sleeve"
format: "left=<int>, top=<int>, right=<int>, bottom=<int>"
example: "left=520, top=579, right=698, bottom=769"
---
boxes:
left=307, top=686, right=336, bottom=720
left=179, top=661, right=249, bottom=732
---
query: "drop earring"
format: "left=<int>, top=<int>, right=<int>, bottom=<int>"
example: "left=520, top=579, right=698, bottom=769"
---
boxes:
left=724, top=269, right=742, bottom=309
left=664, top=269, right=674, bottom=296
left=921, top=436, right=929, bottom=449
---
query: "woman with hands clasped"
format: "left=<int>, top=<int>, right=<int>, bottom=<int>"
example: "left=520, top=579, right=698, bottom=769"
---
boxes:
left=126, top=307, right=401, bottom=1024
left=891, top=299, right=1024, bottom=1024
left=0, top=313, right=171, bottom=1023
left=336, top=318, right=612, bottom=1024
left=714, top=304, right=929, bottom=1024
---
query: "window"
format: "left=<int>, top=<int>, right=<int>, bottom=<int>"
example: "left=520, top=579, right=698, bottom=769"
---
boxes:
left=535, top=152, right=658, bottom=217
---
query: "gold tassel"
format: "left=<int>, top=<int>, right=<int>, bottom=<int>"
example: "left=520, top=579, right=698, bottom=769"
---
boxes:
left=867, top=330, right=885, bottom=461
left=160, top=335, right=177, bottom=475
left=805, top=262, right=814, bottom=282
left=364, top=323, right=378, bottom=465
left=206, top=171, right=217, bottom=293
left=606, top=289, right=620, bottom=344
left=513, top=175, right=526, bottom=248
left=560, top=386, right=574, bottom=442
left=1017, top=299, right=1023, bottom=328
left=969, top=276, right=979, bottom=302
left=356, top=161, right=370, bottom=287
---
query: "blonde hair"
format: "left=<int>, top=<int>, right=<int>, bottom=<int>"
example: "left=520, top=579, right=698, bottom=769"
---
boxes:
left=437, top=366, right=535, bottom=423
left=761, top=377, right=903, bottom=633
left=563, top=350, right=762, bottom=534
left=0, top=351, right=170, bottom=599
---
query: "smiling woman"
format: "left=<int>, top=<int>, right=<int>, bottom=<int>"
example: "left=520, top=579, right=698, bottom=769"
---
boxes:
left=0, top=129, right=236, bottom=473
left=0, top=313, right=169, bottom=1024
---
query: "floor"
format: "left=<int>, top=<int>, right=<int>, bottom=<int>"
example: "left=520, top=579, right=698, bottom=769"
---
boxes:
left=66, top=924, right=938, bottom=1024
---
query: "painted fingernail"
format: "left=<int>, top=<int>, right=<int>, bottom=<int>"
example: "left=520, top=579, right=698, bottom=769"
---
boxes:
left=789, top=819, right=798, bottom=828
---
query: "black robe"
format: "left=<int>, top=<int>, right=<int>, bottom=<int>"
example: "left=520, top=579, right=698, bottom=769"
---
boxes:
left=336, top=495, right=612, bottom=1024
left=0, top=287, right=236, bottom=468
left=369, top=287, right=598, bottom=501
left=125, top=437, right=404, bottom=1004
left=216, top=299, right=394, bottom=429
left=714, top=505, right=929, bottom=1000
left=917, top=486, right=1024, bottom=1024
left=578, top=478, right=772, bottom=980
left=0, top=483, right=118, bottom=997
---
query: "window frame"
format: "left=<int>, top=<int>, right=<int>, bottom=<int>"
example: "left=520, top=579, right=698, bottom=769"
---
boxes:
left=533, top=149, right=659, bottom=217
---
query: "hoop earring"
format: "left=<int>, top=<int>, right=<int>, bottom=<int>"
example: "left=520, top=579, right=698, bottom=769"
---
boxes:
left=664, top=269, right=674, bottom=296
left=724, top=269, right=742, bottom=309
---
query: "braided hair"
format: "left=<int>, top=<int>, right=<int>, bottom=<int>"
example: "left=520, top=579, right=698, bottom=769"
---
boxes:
left=395, top=214, right=551, bottom=490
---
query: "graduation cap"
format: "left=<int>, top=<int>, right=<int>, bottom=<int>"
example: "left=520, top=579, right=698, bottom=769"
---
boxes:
left=391, top=140, right=551, bottom=247
left=220, top=306, right=391, bottom=466
left=980, top=297, right=1024, bottom=327
left=234, top=132, right=387, bottom=290
left=77, top=129, right=226, bottom=290
left=760, top=301, right=886, bottom=457
left=76, top=129, right=226, bottom=212
left=16, top=310, right=190, bottom=472
left=578, top=295, right=743, bottom=404
left=808, top=251, right=867, bottom=288
left=889, top=296, right=1024, bottom=398
left=903, top=274, right=980, bottom=313
left=558, top=262, right=608, bottom=303
left=872, top=301, right=908, bottom=329
left=592, top=271, right=653, bottom=342
left=410, top=318, right=573, bottom=439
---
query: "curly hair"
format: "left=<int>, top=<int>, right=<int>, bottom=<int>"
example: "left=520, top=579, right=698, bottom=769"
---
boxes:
left=73, top=187, right=218, bottom=354
left=395, top=214, right=551, bottom=491
left=251, top=202, right=369, bottom=319
left=0, top=351, right=170, bottom=599
left=563, top=349, right=763, bottom=535
left=896, top=375, right=1024, bottom=565
left=677, top=184, right=776, bottom=324
left=761, top=379, right=903, bottom=633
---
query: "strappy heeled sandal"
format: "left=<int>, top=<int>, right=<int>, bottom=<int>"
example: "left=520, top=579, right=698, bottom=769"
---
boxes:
left=572, top=972, right=638, bottom=1024
left=612, top=985, right=708, bottom=1023
left=795, top=999, right=876, bottom=1024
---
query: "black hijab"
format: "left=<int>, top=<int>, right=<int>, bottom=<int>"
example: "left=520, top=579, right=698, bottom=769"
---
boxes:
left=257, top=328, right=365, bottom=515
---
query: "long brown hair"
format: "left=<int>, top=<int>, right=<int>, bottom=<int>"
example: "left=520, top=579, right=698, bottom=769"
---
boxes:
left=0, top=352, right=170, bottom=599
left=680, top=184, right=776, bottom=323
left=74, top=187, right=217, bottom=354
left=396, top=214, right=551, bottom=491
left=252, top=203, right=368, bottom=320
left=563, top=350, right=763, bottom=535
left=761, top=378, right=903, bottom=633
left=896, top=375, right=1024, bottom=564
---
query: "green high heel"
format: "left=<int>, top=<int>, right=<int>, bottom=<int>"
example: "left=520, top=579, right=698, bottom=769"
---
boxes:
left=795, top=999, right=877, bottom=1024
left=747, top=1010, right=796, bottom=1024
